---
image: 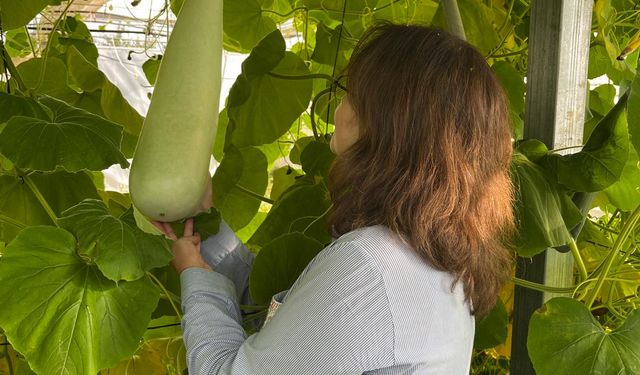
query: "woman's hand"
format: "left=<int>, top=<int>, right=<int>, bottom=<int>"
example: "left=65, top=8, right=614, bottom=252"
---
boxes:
left=152, top=218, right=212, bottom=274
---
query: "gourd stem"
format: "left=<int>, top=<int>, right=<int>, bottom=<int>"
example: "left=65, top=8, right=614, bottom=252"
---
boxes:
left=147, top=271, right=183, bottom=320
left=568, top=238, right=589, bottom=282
left=511, top=277, right=575, bottom=294
left=235, top=184, right=274, bottom=205
left=23, top=175, right=59, bottom=226
left=0, top=214, right=27, bottom=230
left=585, top=205, right=640, bottom=308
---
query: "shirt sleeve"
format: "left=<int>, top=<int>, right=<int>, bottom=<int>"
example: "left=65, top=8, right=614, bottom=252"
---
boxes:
left=180, top=241, right=395, bottom=375
left=199, top=220, right=254, bottom=305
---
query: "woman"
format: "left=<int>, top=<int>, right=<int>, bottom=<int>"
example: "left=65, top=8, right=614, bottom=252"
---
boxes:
left=156, top=23, right=515, bottom=374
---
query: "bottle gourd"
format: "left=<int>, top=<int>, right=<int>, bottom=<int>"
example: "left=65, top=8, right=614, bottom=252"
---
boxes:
left=129, top=0, right=222, bottom=222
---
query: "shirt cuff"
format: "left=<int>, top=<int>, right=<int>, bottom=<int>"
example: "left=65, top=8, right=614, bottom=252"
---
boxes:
left=180, top=267, right=238, bottom=302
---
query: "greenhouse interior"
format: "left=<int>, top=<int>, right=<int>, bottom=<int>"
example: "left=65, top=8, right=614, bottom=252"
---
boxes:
left=0, top=0, right=639, bottom=374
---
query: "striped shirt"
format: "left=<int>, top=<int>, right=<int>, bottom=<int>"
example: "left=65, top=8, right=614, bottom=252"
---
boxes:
left=181, top=222, right=475, bottom=374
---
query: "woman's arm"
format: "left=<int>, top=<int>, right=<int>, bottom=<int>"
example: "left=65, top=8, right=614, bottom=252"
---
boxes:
left=180, top=241, right=395, bottom=374
left=199, top=220, right=254, bottom=305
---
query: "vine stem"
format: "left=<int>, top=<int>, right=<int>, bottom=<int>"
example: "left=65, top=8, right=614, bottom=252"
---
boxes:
left=23, top=175, right=58, bottom=226
left=0, top=214, right=27, bottom=230
left=262, top=6, right=308, bottom=18
left=35, top=0, right=76, bottom=93
left=0, top=39, right=28, bottom=93
left=147, top=271, right=183, bottom=320
left=510, top=277, right=575, bottom=294
left=267, top=71, right=348, bottom=91
left=585, top=205, right=640, bottom=308
left=235, top=184, right=274, bottom=205
left=310, top=87, right=333, bottom=141
left=568, top=238, right=589, bottom=282
left=303, top=204, right=333, bottom=234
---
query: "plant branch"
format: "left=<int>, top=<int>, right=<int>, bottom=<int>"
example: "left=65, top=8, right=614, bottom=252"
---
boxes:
left=147, top=271, right=182, bottom=320
left=267, top=71, right=348, bottom=91
left=0, top=39, right=28, bottom=93
left=23, top=175, right=58, bottom=226
left=262, top=7, right=308, bottom=18
left=0, top=214, right=27, bottom=230
left=568, top=238, right=589, bottom=282
left=309, top=87, right=334, bottom=141
left=511, top=277, right=575, bottom=294
left=235, top=184, right=274, bottom=205
left=585, top=205, right=640, bottom=308
left=303, top=204, right=333, bottom=234
left=35, top=0, right=76, bottom=92
left=24, top=26, right=37, bottom=57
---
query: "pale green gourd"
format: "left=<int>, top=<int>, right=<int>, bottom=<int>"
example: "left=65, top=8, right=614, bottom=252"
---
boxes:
left=129, top=0, right=222, bottom=222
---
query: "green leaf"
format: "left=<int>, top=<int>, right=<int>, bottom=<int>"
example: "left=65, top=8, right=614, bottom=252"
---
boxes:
left=66, top=46, right=106, bottom=92
left=589, top=84, right=616, bottom=117
left=4, top=28, right=33, bottom=58
left=101, top=81, right=145, bottom=137
left=213, top=146, right=268, bottom=231
left=604, top=146, right=640, bottom=211
left=0, top=171, right=100, bottom=242
left=474, top=299, right=508, bottom=349
left=528, top=297, right=640, bottom=375
left=289, top=136, right=314, bottom=164
left=16, top=57, right=79, bottom=103
left=54, top=17, right=99, bottom=65
left=0, top=226, right=159, bottom=375
left=230, top=52, right=313, bottom=146
left=0, top=175, right=51, bottom=241
left=169, top=209, right=222, bottom=241
left=511, top=153, right=581, bottom=256
left=0, top=0, right=61, bottom=30
left=492, top=61, right=525, bottom=114
left=0, top=96, right=129, bottom=172
left=249, top=176, right=331, bottom=246
left=271, top=166, right=302, bottom=201
left=0, top=92, right=49, bottom=123
left=249, top=232, right=324, bottom=305
left=300, top=140, right=334, bottom=179
left=311, top=23, right=354, bottom=69
left=516, top=139, right=548, bottom=163
left=223, top=0, right=277, bottom=52
left=549, top=93, right=629, bottom=192
left=629, top=71, right=640, bottom=156
left=59, top=199, right=172, bottom=282
left=213, top=109, right=229, bottom=162
left=142, top=55, right=162, bottom=85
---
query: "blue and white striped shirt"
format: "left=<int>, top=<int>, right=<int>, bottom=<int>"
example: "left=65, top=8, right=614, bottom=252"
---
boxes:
left=181, top=222, right=475, bottom=374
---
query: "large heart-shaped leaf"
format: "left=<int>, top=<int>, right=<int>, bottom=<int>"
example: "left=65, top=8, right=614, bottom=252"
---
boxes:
left=228, top=31, right=313, bottom=147
left=511, top=153, right=582, bottom=256
left=0, top=0, right=61, bottom=30
left=249, top=232, right=324, bottom=305
left=59, top=199, right=172, bottom=282
left=0, top=92, right=50, bottom=123
left=548, top=93, right=629, bottom=192
left=223, top=0, right=277, bottom=52
left=16, top=57, right=80, bottom=103
left=0, top=171, right=100, bottom=242
left=0, top=226, right=159, bottom=375
left=249, top=176, right=331, bottom=246
left=528, top=297, right=640, bottom=375
left=212, top=146, right=268, bottom=231
left=0, top=96, right=129, bottom=172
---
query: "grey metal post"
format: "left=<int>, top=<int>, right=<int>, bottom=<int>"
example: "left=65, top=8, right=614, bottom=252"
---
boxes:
left=511, top=0, right=593, bottom=373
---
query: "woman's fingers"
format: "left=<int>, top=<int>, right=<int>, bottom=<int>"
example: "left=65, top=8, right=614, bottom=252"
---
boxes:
left=161, top=222, right=178, bottom=241
left=151, top=220, right=165, bottom=233
left=184, top=218, right=194, bottom=237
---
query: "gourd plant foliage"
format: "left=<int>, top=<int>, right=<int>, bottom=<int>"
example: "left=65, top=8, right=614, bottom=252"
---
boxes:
left=0, top=0, right=639, bottom=374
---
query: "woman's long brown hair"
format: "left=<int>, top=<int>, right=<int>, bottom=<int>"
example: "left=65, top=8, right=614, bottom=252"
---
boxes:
left=328, top=23, right=515, bottom=318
